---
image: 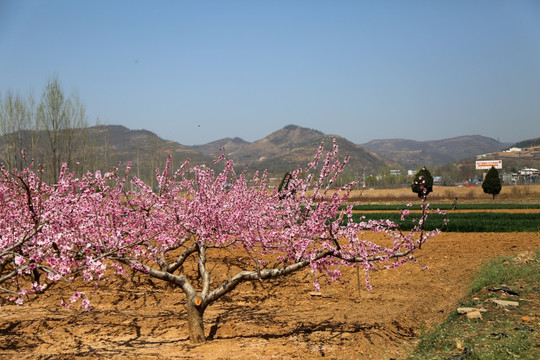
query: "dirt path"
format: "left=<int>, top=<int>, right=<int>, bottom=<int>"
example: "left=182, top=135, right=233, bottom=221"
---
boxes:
left=1, top=232, right=539, bottom=360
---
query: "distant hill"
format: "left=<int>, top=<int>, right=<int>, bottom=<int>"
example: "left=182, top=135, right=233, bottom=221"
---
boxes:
left=192, top=137, right=249, bottom=158
left=362, top=135, right=511, bottom=169
left=512, top=137, right=540, bottom=149
left=0, top=125, right=215, bottom=185
left=221, top=125, right=393, bottom=175
left=92, top=125, right=207, bottom=162
left=191, top=125, right=391, bottom=175
left=2, top=124, right=529, bottom=181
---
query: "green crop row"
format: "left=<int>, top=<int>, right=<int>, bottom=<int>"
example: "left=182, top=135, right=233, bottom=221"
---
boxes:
left=346, top=203, right=540, bottom=211
left=351, top=212, right=540, bottom=232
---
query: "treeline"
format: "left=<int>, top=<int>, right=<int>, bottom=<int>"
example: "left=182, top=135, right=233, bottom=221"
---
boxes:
left=0, top=76, right=106, bottom=183
left=0, top=77, right=177, bottom=186
left=513, top=137, right=540, bottom=149
left=358, top=163, right=480, bottom=189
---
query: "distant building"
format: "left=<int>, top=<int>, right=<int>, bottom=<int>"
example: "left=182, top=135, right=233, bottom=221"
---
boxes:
left=518, top=168, right=539, bottom=176
left=516, top=168, right=539, bottom=184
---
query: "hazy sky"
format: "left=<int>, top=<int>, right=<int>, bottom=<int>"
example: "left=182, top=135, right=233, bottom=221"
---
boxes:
left=1, top=1, right=539, bottom=145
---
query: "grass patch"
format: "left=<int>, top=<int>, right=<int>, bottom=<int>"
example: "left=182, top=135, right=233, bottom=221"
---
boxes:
left=408, top=250, right=540, bottom=360
left=469, top=252, right=540, bottom=294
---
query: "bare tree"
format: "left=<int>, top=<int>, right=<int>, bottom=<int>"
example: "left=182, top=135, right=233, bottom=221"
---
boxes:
left=0, top=90, right=34, bottom=170
left=63, top=91, right=89, bottom=178
left=36, top=75, right=88, bottom=182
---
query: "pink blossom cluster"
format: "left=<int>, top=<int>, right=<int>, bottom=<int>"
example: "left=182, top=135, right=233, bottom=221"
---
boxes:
left=1, top=140, right=440, bottom=310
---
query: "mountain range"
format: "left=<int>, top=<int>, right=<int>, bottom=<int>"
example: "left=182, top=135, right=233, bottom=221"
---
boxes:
left=90, top=124, right=514, bottom=173
left=192, top=125, right=390, bottom=175
left=0, top=124, right=524, bottom=178
left=361, top=135, right=510, bottom=169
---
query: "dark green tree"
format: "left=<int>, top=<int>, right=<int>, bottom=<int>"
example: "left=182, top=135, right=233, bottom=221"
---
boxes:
left=482, top=166, right=502, bottom=199
left=411, top=167, right=434, bottom=198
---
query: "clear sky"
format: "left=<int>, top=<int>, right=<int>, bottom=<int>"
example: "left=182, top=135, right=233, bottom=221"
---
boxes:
left=1, top=1, right=539, bottom=146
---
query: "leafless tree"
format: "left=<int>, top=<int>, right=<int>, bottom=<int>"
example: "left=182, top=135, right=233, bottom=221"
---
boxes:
left=0, top=90, right=34, bottom=170
left=36, top=75, right=88, bottom=182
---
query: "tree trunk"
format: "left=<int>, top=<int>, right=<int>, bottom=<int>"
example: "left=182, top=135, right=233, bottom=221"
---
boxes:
left=186, top=296, right=206, bottom=343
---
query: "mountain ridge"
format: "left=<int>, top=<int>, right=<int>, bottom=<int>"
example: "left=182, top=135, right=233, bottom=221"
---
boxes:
left=361, top=135, right=512, bottom=168
left=1, top=124, right=532, bottom=179
left=190, top=125, right=391, bottom=175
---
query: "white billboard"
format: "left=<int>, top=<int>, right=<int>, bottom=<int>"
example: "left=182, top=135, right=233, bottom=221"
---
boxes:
left=476, top=160, right=502, bottom=170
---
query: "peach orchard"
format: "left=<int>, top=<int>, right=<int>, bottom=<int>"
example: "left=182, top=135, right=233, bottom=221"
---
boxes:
left=0, top=141, right=439, bottom=343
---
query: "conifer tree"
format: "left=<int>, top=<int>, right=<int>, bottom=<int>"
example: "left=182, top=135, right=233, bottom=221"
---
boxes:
left=482, top=166, right=502, bottom=199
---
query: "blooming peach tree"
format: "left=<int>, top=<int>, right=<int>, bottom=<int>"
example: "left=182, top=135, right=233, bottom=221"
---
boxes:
left=0, top=141, right=440, bottom=343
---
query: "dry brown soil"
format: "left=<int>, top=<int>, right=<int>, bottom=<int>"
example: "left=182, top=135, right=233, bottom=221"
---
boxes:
left=348, top=184, right=540, bottom=204
left=1, top=232, right=539, bottom=359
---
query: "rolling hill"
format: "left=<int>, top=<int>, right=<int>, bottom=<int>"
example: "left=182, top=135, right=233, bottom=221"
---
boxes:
left=1, top=124, right=529, bottom=181
left=194, top=125, right=392, bottom=175
left=362, top=135, right=511, bottom=169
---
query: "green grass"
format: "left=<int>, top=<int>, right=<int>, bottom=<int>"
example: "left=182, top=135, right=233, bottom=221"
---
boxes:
left=469, top=252, right=540, bottom=294
left=350, top=212, right=540, bottom=232
left=408, top=250, right=540, bottom=360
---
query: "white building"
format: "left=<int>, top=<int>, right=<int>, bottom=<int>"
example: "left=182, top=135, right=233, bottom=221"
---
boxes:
left=518, top=168, right=539, bottom=176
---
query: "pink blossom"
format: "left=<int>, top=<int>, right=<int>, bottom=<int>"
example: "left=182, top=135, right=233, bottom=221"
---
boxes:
left=70, top=291, right=84, bottom=303
left=81, top=298, right=92, bottom=311
left=14, top=256, right=25, bottom=266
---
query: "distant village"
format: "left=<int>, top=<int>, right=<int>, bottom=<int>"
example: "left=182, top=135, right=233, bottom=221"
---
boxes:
left=476, top=145, right=540, bottom=185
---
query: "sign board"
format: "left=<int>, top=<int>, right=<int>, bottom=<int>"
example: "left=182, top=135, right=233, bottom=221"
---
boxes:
left=476, top=160, right=502, bottom=170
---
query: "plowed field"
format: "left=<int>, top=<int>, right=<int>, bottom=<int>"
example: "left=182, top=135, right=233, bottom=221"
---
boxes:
left=1, top=230, right=539, bottom=359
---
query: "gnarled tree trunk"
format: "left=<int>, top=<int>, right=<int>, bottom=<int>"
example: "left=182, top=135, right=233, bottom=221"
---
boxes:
left=186, top=296, right=206, bottom=343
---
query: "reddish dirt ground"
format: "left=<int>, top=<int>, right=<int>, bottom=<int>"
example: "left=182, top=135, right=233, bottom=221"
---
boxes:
left=1, top=232, right=539, bottom=360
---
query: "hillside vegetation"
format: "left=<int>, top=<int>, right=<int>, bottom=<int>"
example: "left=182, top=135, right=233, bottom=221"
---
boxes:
left=512, top=136, right=540, bottom=148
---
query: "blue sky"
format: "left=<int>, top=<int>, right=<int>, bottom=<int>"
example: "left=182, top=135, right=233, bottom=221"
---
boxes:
left=1, top=1, right=539, bottom=145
